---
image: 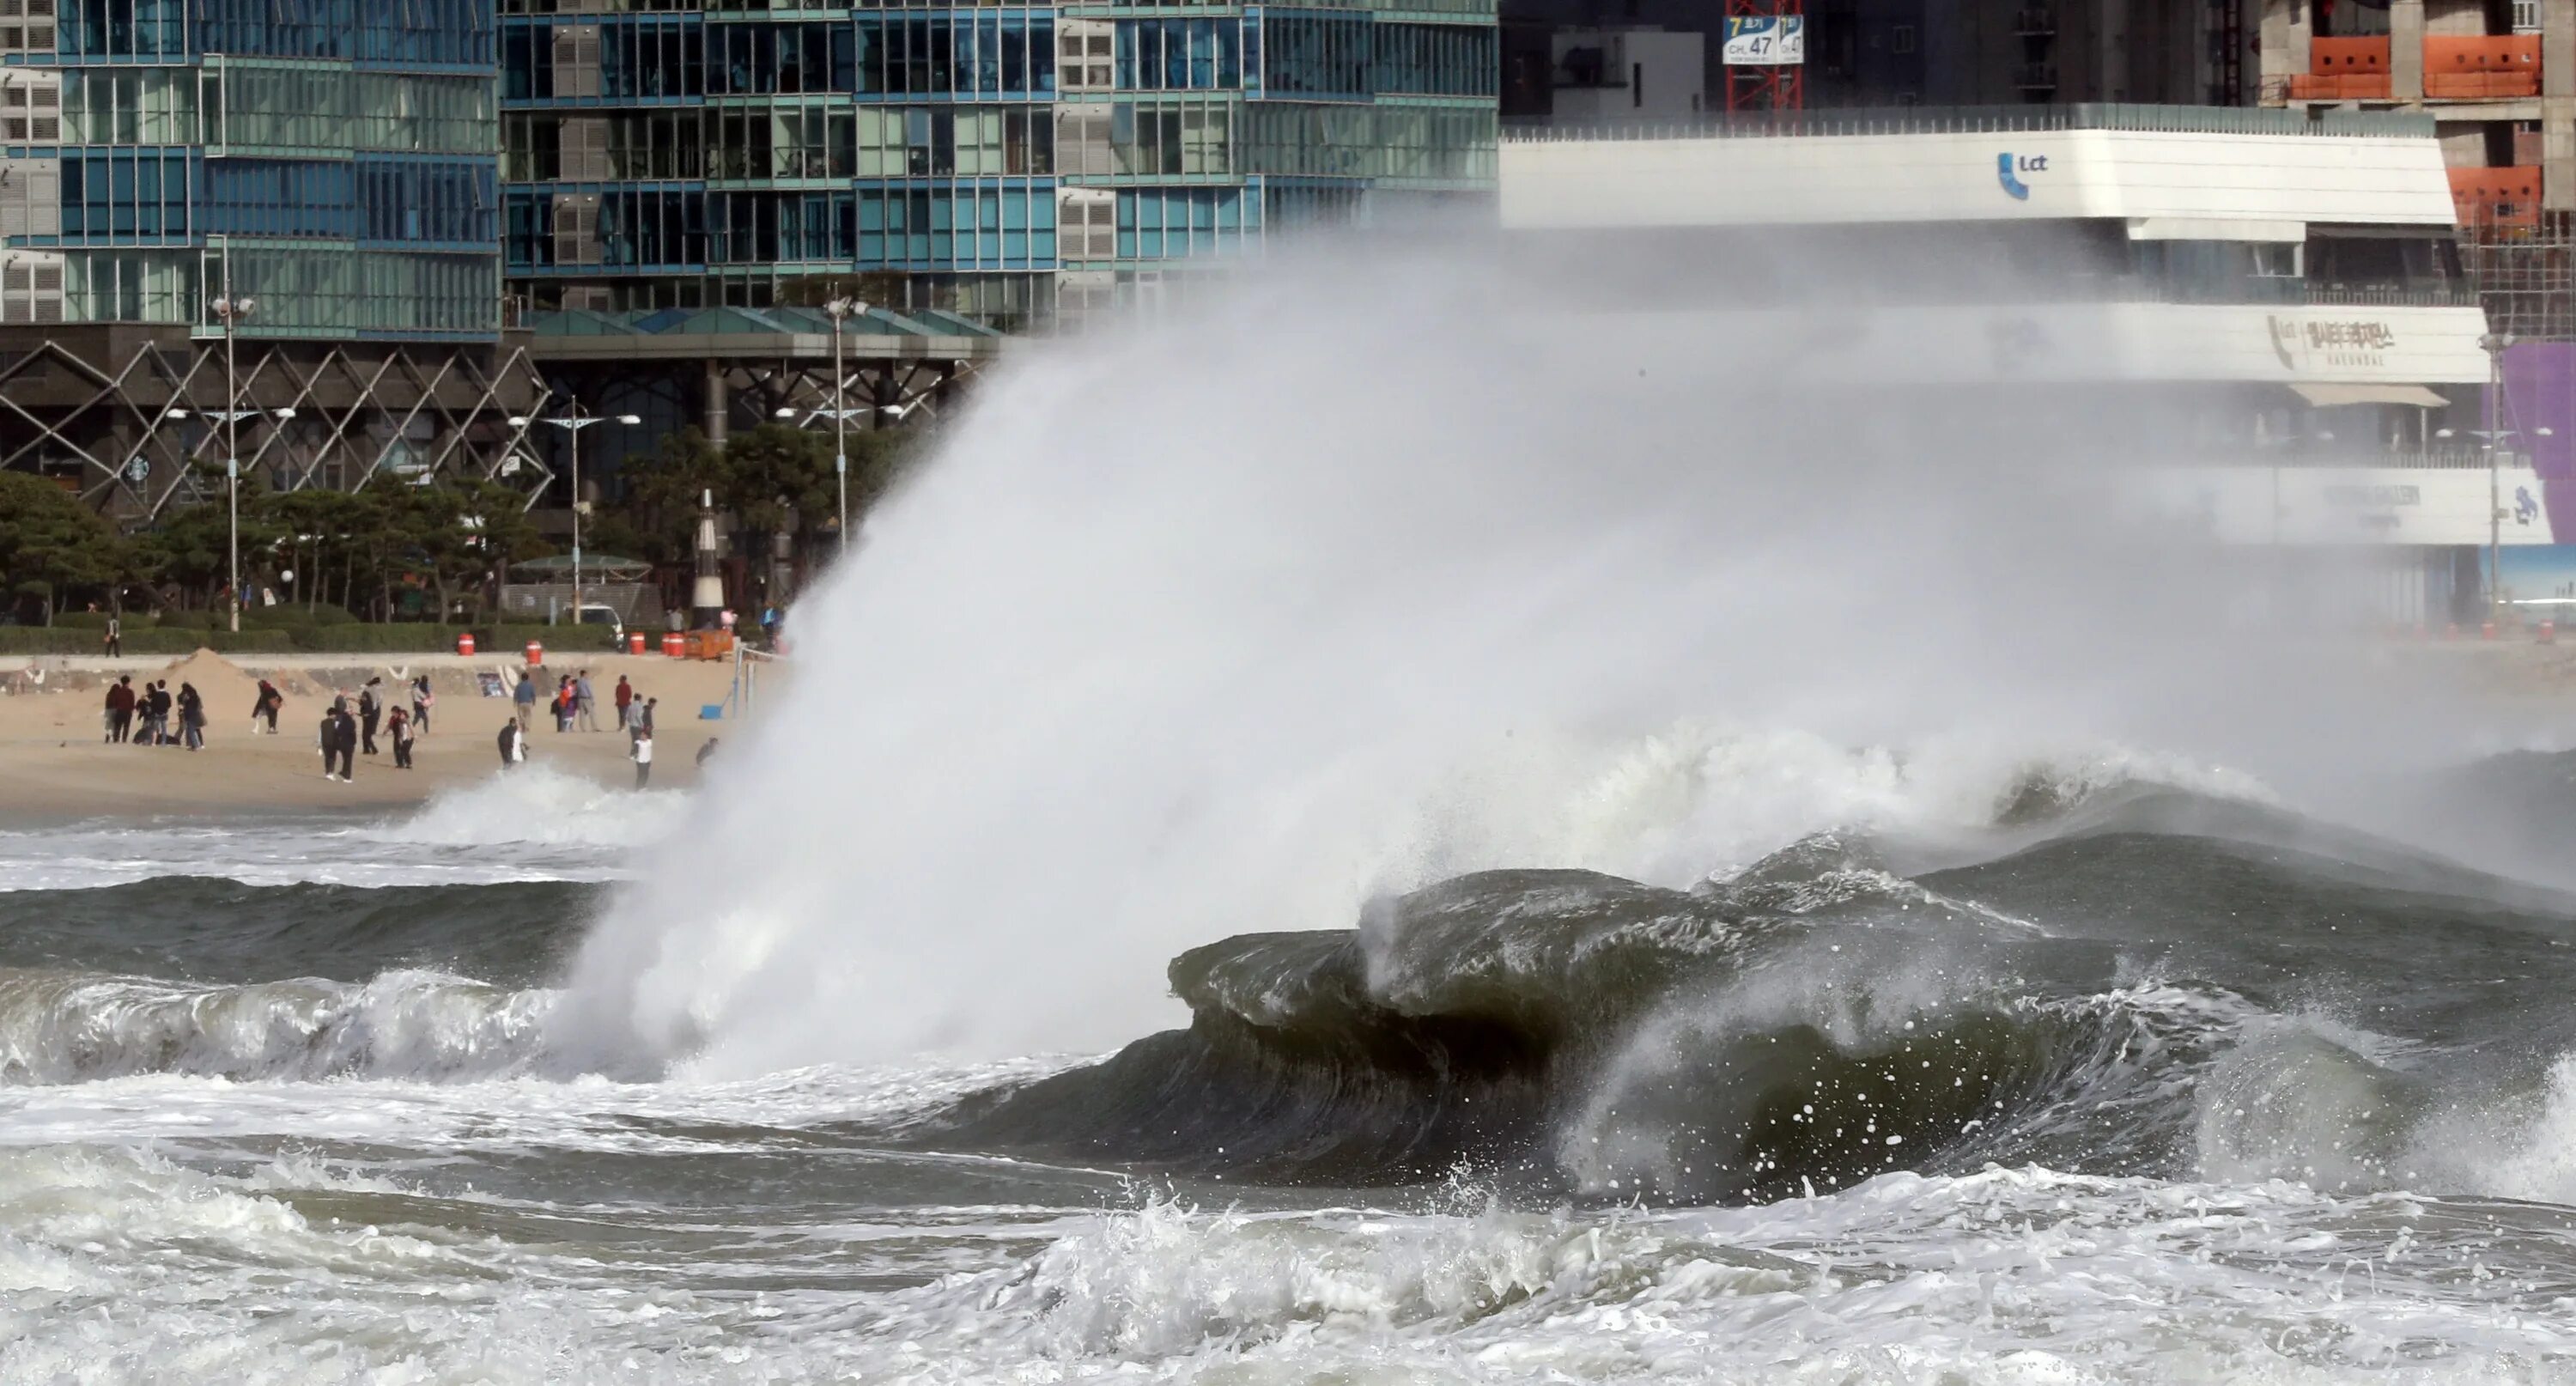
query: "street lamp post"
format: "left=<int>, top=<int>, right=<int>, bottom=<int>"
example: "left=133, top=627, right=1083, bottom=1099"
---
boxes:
left=163, top=393, right=294, bottom=630
left=823, top=297, right=864, bottom=551
left=509, top=404, right=642, bottom=638
left=210, top=294, right=256, bottom=632
left=2437, top=332, right=2553, bottom=625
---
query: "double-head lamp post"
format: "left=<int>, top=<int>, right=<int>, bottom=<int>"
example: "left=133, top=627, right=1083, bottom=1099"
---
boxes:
left=510, top=403, right=642, bottom=634
left=825, top=298, right=864, bottom=550
left=209, top=294, right=256, bottom=632
left=166, top=290, right=290, bottom=635
left=773, top=296, right=907, bottom=551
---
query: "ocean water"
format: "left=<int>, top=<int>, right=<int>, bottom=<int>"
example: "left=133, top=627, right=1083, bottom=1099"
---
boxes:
left=9, top=746, right=2576, bottom=1384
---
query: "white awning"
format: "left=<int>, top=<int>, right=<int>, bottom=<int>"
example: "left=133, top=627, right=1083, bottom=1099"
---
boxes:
left=2292, top=383, right=2450, bottom=409
left=2128, top=217, right=2307, bottom=243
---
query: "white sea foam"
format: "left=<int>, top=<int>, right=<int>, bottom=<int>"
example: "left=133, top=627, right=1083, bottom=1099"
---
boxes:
left=0, top=766, right=677, bottom=892
left=10, top=1133, right=2576, bottom=1386
left=380, top=763, right=690, bottom=851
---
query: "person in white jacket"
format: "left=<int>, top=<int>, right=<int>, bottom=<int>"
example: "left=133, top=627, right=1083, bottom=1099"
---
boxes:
left=630, top=727, right=653, bottom=789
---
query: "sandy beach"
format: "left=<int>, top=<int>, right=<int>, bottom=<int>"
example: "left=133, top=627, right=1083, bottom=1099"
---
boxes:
left=0, top=648, right=762, bottom=820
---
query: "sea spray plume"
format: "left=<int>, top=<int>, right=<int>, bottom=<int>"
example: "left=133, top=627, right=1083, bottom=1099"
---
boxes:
left=547, top=233, right=2476, bottom=1079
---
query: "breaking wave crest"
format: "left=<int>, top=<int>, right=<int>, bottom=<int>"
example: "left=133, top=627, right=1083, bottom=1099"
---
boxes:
left=0, top=967, right=556, bottom=1085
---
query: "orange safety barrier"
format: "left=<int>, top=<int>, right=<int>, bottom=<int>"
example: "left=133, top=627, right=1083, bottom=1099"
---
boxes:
left=2311, top=36, right=2390, bottom=73
left=2289, top=38, right=2391, bottom=100
left=2450, top=166, right=2543, bottom=229
left=680, top=629, right=736, bottom=661
left=2288, top=73, right=2393, bottom=99
left=2423, top=34, right=2539, bottom=99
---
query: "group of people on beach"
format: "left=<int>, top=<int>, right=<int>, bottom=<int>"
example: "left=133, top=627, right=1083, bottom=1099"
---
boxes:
left=93, top=657, right=690, bottom=790
left=315, top=677, right=427, bottom=781
left=100, top=677, right=205, bottom=751
left=496, top=666, right=665, bottom=787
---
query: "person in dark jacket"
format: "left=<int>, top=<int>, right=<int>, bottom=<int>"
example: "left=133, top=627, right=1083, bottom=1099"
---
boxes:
left=103, top=677, right=135, bottom=744
left=331, top=704, right=357, bottom=780
left=318, top=698, right=355, bottom=781
left=359, top=678, right=383, bottom=755
left=176, top=682, right=205, bottom=751
left=143, top=681, right=173, bottom=746
left=252, top=679, right=283, bottom=735
left=496, top=718, right=525, bottom=769
left=387, top=705, right=414, bottom=769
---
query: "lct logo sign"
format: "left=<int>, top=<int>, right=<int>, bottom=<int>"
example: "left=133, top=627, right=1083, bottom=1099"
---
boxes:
left=1996, top=152, right=2047, bottom=200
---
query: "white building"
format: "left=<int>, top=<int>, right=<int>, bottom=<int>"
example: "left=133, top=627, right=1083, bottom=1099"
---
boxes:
left=1502, top=106, right=2549, bottom=617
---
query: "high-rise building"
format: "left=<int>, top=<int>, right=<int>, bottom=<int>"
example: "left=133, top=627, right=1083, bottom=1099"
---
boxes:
left=0, top=0, right=535, bottom=515
left=498, top=0, right=1503, bottom=491
left=499, top=0, right=1502, bottom=329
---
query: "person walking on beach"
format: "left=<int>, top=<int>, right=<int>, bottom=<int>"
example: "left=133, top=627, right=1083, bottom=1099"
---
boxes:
left=513, top=669, right=538, bottom=729
left=554, top=676, right=574, bottom=733
left=613, top=675, right=633, bottom=730
left=639, top=697, right=657, bottom=735
left=359, top=678, right=384, bottom=756
left=319, top=699, right=349, bottom=781
left=325, top=701, right=357, bottom=781
left=102, top=612, right=120, bottom=659
left=176, top=682, right=205, bottom=751
left=496, top=718, right=525, bottom=769
left=575, top=670, right=598, bottom=732
left=387, top=705, right=414, bottom=769
left=411, top=675, right=434, bottom=736
left=629, top=726, right=653, bottom=789
left=252, top=678, right=282, bottom=735
left=695, top=736, right=718, bottom=768
left=103, top=676, right=134, bottom=744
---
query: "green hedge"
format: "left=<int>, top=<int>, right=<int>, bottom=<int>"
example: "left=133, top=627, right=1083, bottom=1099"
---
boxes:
left=52, top=606, right=361, bottom=632
left=0, top=629, right=297, bottom=655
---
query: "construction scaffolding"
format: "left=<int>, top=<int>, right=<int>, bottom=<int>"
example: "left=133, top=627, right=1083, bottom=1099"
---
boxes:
left=2462, top=207, right=2576, bottom=343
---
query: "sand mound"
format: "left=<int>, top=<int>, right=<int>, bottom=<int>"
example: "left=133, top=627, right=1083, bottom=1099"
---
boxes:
left=155, top=648, right=333, bottom=729
left=155, top=649, right=270, bottom=712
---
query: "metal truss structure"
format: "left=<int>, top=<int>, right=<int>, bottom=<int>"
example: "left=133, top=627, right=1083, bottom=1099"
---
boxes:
left=0, top=325, right=547, bottom=522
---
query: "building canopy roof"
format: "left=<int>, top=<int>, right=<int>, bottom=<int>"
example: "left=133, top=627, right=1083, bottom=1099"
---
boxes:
left=525, top=305, right=1005, bottom=339
left=508, top=553, right=654, bottom=581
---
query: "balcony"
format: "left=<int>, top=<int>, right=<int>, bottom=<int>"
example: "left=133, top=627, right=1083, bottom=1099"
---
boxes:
left=2449, top=165, right=2542, bottom=230
left=2013, top=62, right=2058, bottom=89
left=2424, top=35, right=2540, bottom=100
left=2011, top=7, right=2055, bottom=36
left=2287, top=36, right=2391, bottom=100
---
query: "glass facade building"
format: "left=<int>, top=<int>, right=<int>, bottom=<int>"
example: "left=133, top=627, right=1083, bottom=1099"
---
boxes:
left=499, top=0, right=1499, bottom=326
left=0, top=0, right=503, bottom=340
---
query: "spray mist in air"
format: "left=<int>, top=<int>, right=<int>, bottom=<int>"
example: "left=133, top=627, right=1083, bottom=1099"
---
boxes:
left=545, top=237, right=2486, bottom=1079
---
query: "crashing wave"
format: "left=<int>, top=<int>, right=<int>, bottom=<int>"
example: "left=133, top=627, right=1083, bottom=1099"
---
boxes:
left=0, top=967, right=555, bottom=1085
left=925, top=794, right=2576, bottom=1204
